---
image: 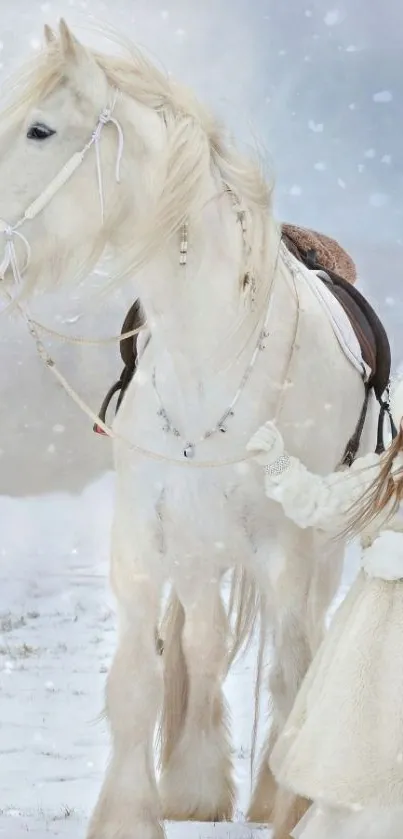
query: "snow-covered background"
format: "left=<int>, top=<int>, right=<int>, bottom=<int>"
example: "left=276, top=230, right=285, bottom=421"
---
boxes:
left=0, top=0, right=401, bottom=835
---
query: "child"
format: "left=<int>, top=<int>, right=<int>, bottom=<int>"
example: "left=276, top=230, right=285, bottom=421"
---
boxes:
left=246, top=381, right=403, bottom=839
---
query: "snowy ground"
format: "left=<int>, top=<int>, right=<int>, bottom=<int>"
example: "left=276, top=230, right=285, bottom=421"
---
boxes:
left=0, top=471, right=358, bottom=838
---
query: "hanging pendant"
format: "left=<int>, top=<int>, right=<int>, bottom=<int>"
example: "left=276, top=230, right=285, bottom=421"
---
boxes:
left=183, top=442, right=195, bottom=459
left=180, top=221, right=188, bottom=266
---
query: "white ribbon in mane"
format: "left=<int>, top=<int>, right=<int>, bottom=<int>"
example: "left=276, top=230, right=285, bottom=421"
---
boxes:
left=0, top=88, right=124, bottom=291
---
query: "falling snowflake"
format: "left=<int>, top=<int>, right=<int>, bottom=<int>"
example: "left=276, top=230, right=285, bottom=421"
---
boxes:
left=337, top=178, right=346, bottom=189
left=364, top=148, right=376, bottom=159
left=381, top=154, right=392, bottom=164
left=308, top=120, right=324, bottom=133
left=324, top=9, right=343, bottom=26
left=30, top=38, right=41, bottom=50
left=314, top=162, right=327, bottom=171
left=289, top=185, right=302, bottom=196
left=349, top=103, right=356, bottom=110
left=373, top=90, right=393, bottom=103
left=345, top=45, right=358, bottom=52
left=369, top=193, right=388, bottom=208
left=161, top=9, right=169, bottom=19
left=305, top=9, right=313, bottom=17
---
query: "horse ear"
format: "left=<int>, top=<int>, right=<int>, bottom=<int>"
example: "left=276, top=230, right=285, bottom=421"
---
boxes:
left=59, top=19, right=86, bottom=62
left=44, top=24, right=57, bottom=46
left=57, top=18, right=108, bottom=109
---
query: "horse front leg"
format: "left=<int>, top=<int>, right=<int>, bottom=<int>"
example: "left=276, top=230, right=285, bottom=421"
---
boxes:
left=87, top=531, right=164, bottom=839
left=159, top=580, right=235, bottom=822
left=248, top=527, right=344, bottom=839
left=248, top=606, right=312, bottom=835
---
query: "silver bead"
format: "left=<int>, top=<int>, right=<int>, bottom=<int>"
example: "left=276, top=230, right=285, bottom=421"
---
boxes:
left=183, top=443, right=195, bottom=459
left=258, top=329, right=269, bottom=351
left=180, top=221, right=188, bottom=266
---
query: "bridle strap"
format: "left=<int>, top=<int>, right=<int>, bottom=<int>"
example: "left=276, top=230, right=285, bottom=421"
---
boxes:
left=0, top=89, right=123, bottom=294
left=0, top=225, right=31, bottom=286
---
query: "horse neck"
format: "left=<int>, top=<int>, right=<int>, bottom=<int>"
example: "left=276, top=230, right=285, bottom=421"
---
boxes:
left=137, top=188, right=269, bottom=392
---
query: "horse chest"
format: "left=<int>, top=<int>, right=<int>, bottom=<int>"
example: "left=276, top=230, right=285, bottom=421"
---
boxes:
left=115, top=438, right=276, bottom=574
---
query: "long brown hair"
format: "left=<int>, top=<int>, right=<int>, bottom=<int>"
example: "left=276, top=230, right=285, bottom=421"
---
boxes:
left=349, top=425, right=403, bottom=535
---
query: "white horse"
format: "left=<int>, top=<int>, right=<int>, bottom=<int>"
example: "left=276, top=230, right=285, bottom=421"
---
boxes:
left=0, top=21, right=378, bottom=839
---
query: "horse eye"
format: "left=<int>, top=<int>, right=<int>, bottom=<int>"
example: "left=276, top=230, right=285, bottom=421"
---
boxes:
left=27, top=123, right=56, bottom=141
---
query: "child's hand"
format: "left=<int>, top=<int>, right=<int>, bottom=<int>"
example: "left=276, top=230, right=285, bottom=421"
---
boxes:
left=246, top=421, right=285, bottom=466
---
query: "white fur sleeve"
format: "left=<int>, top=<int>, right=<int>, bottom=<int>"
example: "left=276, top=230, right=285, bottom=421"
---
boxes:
left=265, top=452, right=382, bottom=532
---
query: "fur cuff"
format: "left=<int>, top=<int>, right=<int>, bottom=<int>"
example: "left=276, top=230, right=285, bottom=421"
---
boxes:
left=361, top=530, right=403, bottom=580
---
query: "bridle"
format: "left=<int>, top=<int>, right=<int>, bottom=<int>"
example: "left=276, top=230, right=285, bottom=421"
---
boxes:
left=0, top=88, right=124, bottom=290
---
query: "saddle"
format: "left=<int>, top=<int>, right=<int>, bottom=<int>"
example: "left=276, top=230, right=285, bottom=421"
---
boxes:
left=282, top=224, right=395, bottom=463
left=282, top=225, right=390, bottom=401
left=94, top=225, right=395, bottom=464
